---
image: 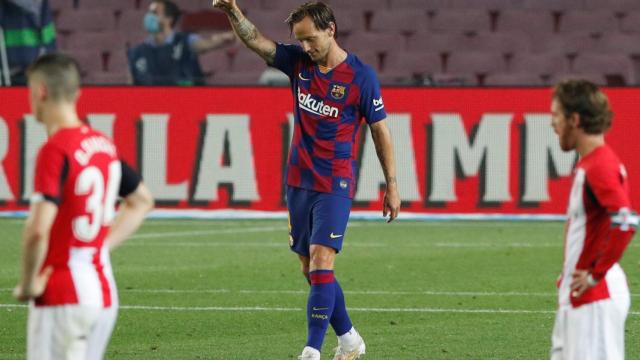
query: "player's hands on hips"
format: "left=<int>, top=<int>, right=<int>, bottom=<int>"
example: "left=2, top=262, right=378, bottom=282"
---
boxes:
left=212, top=0, right=236, bottom=13
left=383, top=187, right=400, bottom=223
left=13, top=266, right=53, bottom=302
left=570, top=269, right=596, bottom=298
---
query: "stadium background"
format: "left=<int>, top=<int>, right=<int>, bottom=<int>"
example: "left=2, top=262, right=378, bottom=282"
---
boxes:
left=3, top=0, right=640, bottom=359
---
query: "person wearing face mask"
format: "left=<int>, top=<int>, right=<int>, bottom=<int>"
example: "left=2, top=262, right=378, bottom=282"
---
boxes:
left=0, top=0, right=57, bottom=86
left=127, top=0, right=234, bottom=85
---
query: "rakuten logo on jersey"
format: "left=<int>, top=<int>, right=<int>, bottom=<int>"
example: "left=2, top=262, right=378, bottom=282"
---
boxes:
left=297, top=88, right=339, bottom=118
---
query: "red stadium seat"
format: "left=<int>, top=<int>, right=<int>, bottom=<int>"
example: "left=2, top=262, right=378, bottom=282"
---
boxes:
left=231, top=48, right=269, bottom=72
left=529, top=33, right=605, bottom=54
left=50, top=0, right=74, bottom=14
left=327, top=0, right=389, bottom=11
left=385, top=51, right=443, bottom=76
left=558, top=10, right=619, bottom=34
left=598, top=33, right=640, bottom=54
left=430, top=72, right=479, bottom=86
left=107, top=50, right=129, bottom=73
left=620, top=11, right=640, bottom=33
left=509, top=53, right=569, bottom=77
left=181, top=10, right=232, bottom=32
left=83, top=72, right=130, bottom=85
left=369, top=9, right=429, bottom=35
left=571, top=53, right=634, bottom=84
left=342, top=32, right=405, bottom=54
left=60, top=32, right=126, bottom=54
left=199, top=49, right=232, bottom=74
left=496, top=10, right=555, bottom=33
left=77, top=0, right=138, bottom=11
left=56, top=9, right=117, bottom=32
left=446, top=52, right=506, bottom=75
left=447, top=0, right=525, bottom=10
left=389, top=0, right=447, bottom=11
left=406, top=33, right=469, bottom=54
left=208, top=70, right=264, bottom=85
left=245, top=10, right=292, bottom=42
left=428, top=9, right=493, bottom=34
left=585, top=0, right=640, bottom=11
left=333, top=9, right=367, bottom=36
left=550, top=73, right=607, bottom=86
left=261, top=0, right=309, bottom=11
left=463, top=31, right=531, bottom=54
left=115, top=9, right=147, bottom=33
left=484, top=73, right=546, bottom=86
left=522, top=0, right=586, bottom=11
left=65, top=49, right=105, bottom=74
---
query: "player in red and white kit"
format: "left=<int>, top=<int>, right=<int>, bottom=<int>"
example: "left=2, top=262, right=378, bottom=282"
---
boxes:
left=550, top=80, right=638, bottom=360
left=13, top=54, right=154, bottom=360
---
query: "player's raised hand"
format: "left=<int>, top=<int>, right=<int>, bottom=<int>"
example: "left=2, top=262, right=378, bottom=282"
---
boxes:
left=383, top=186, right=400, bottom=223
left=212, top=0, right=236, bottom=13
left=13, top=266, right=53, bottom=302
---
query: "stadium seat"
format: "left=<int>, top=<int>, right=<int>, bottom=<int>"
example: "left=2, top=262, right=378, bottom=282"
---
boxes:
left=447, top=0, right=525, bottom=10
left=115, top=9, right=147, bottom=37
left=384, top=51, right=443, bottom=77
left=260, top=0, right=310, bottom=11
left=620, top=11, right=640, bottom=33
left=509, top=53, right=569, bottom=77
left=60, top=32, right=126, bottom=55
left=463, top=31, right=531, bottom=55
left=65, top=49, right=105, bottom=74
left=406, top=33, right=469, bottom=55
left=181, top=10, right=232, bottom=32
left=522, top=0, right=586, bottom=11
left=496, top=10, right=555, bottom=33
left=333, top=9, right=367, bottom=37
left=342, top=32, right=406, bottom=54
left=56, top=9, right=117, bottom=32
left=571, top=53, right=634, bottom=84
left=77, top=0, right=137, bottom=11
left=446, top=52, right=506, bottom=75
left=483, top=73, right=546, bottom=86
left=327, top=0, right=389, bottom=11
left=199, top=49, right=232, bottom=74
left=353, top=50, right=381, bottom=71
left=107, top=50, right=129, bottom=73
left=597, top=33, right=640, bottom=55
left=369, top=9, right=429, bottom=35
left=208, top=71, right=264, bottom=85
left=83, top=71, right=130, bottom=85
left=245, top=10, right=292, bottom=42
left=430, top=72, right=479, bottom=86
left=231, top=49, right=269, bottom=72
left=558, top=10, right=619, bottom=34
left=50, top=0, right=74, bottom=14
left=529, top=32, right=604, bottom=54
left=550, top=73, right=607, bottom=86
left=585, top=0, right=640, bottom=11
left=429, top=9, right=493, bottom=33
left=390, top=0, right=447, bottom=11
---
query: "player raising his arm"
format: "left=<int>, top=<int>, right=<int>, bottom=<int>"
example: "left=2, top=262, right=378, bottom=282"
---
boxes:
left=550, top=80, right=637, bottom=360
left=213, top=1, right=400, bottom=359
left=13, top=53, right=154, bottom=360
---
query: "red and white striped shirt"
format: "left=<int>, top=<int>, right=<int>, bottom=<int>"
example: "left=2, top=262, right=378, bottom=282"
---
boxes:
left=32, top=126, right=121, bottom=308
left=559, top=145, right=637, bottom=308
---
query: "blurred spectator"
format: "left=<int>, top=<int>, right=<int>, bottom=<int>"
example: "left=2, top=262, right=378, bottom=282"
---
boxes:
left=128, top=0, right=234, bottom=86
left=258, top=68, right=289, bottom=86
left=0, top=0, right=56, bottom=85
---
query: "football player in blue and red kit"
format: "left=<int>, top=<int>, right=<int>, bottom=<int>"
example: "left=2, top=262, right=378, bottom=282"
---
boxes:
left=213, top=1, right=400, bottom=359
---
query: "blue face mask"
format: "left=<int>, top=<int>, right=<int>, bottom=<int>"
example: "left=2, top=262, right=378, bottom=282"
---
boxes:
left=144, top=13, right=160, bottom=33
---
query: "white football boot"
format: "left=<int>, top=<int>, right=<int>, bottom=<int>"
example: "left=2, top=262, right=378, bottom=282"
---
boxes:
left=298, top=346, right=321, bottom=360
left=332, top=333, right=366, bottom=360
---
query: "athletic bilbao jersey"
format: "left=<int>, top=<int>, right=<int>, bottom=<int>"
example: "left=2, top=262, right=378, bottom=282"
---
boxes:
left=32, top=126, right=121, bottom=308
left=559, top=145, right=638, bottom=308
left=271, top=43, right=387, bottom=198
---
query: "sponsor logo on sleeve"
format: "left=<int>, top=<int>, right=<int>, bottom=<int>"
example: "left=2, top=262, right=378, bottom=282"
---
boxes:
left=373, top=97, right=384, bottom=111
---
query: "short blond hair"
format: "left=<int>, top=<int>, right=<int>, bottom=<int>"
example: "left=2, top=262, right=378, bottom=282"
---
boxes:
left=27, top=53, right=81, bottom=102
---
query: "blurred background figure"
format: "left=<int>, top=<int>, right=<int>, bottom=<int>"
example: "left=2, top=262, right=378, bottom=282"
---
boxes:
left=0, top=0, right=56, bottom=86
left=127, top=0, right=235, bottom=86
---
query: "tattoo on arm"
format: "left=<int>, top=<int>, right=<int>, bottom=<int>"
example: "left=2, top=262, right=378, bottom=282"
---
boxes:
left=228, top=9, right=275, bottom=62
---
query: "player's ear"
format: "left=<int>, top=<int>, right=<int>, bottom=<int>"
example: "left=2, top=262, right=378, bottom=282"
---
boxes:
left=568, top=112, right=581, bottom=129
left=36, top=81, right=48, bottom=102
left=328, top=21, right=336, bottom=38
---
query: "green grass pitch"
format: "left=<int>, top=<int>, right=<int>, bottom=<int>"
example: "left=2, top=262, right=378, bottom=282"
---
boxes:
left=1, top=218, right=639, bottom=359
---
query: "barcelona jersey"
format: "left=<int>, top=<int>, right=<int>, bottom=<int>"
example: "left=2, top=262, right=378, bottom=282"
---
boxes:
left=271, top=43, right=387, bottom=198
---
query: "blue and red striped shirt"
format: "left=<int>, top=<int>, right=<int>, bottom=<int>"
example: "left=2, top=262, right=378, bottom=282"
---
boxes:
left=271, top=43, right=387, bottom=198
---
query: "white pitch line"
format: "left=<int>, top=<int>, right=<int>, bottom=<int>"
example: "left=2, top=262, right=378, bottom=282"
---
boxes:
left=129, top=226, right=285, bottom=239
left=4, top=287, right=640, bottom=298
left=1, top=303, right=639, bottom=316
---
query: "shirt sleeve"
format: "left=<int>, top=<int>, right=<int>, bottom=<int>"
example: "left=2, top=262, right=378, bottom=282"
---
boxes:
left=585, top=163, right=637, bottom=281
left=270, top=43, right=304, bottom=78
left=119, top=160, right=142, bottom=198
left=32, top=142, right=68, bottom=205
left=359, top=65, right=387, bottom=125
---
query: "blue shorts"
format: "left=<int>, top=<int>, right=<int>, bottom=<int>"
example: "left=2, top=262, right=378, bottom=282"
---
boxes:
left=286, top=186, right=352, bottom=257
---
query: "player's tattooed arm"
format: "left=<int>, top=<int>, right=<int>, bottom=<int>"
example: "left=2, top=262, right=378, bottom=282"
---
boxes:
left=214, top=0, right=277, bottom=63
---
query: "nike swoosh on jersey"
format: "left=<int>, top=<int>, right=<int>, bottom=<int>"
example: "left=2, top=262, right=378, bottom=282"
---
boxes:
left=313, top=307, right=329, bottom=311
left=298, top=73, right=310, bottom=81
left=330, top=233, right=343, bottom=239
